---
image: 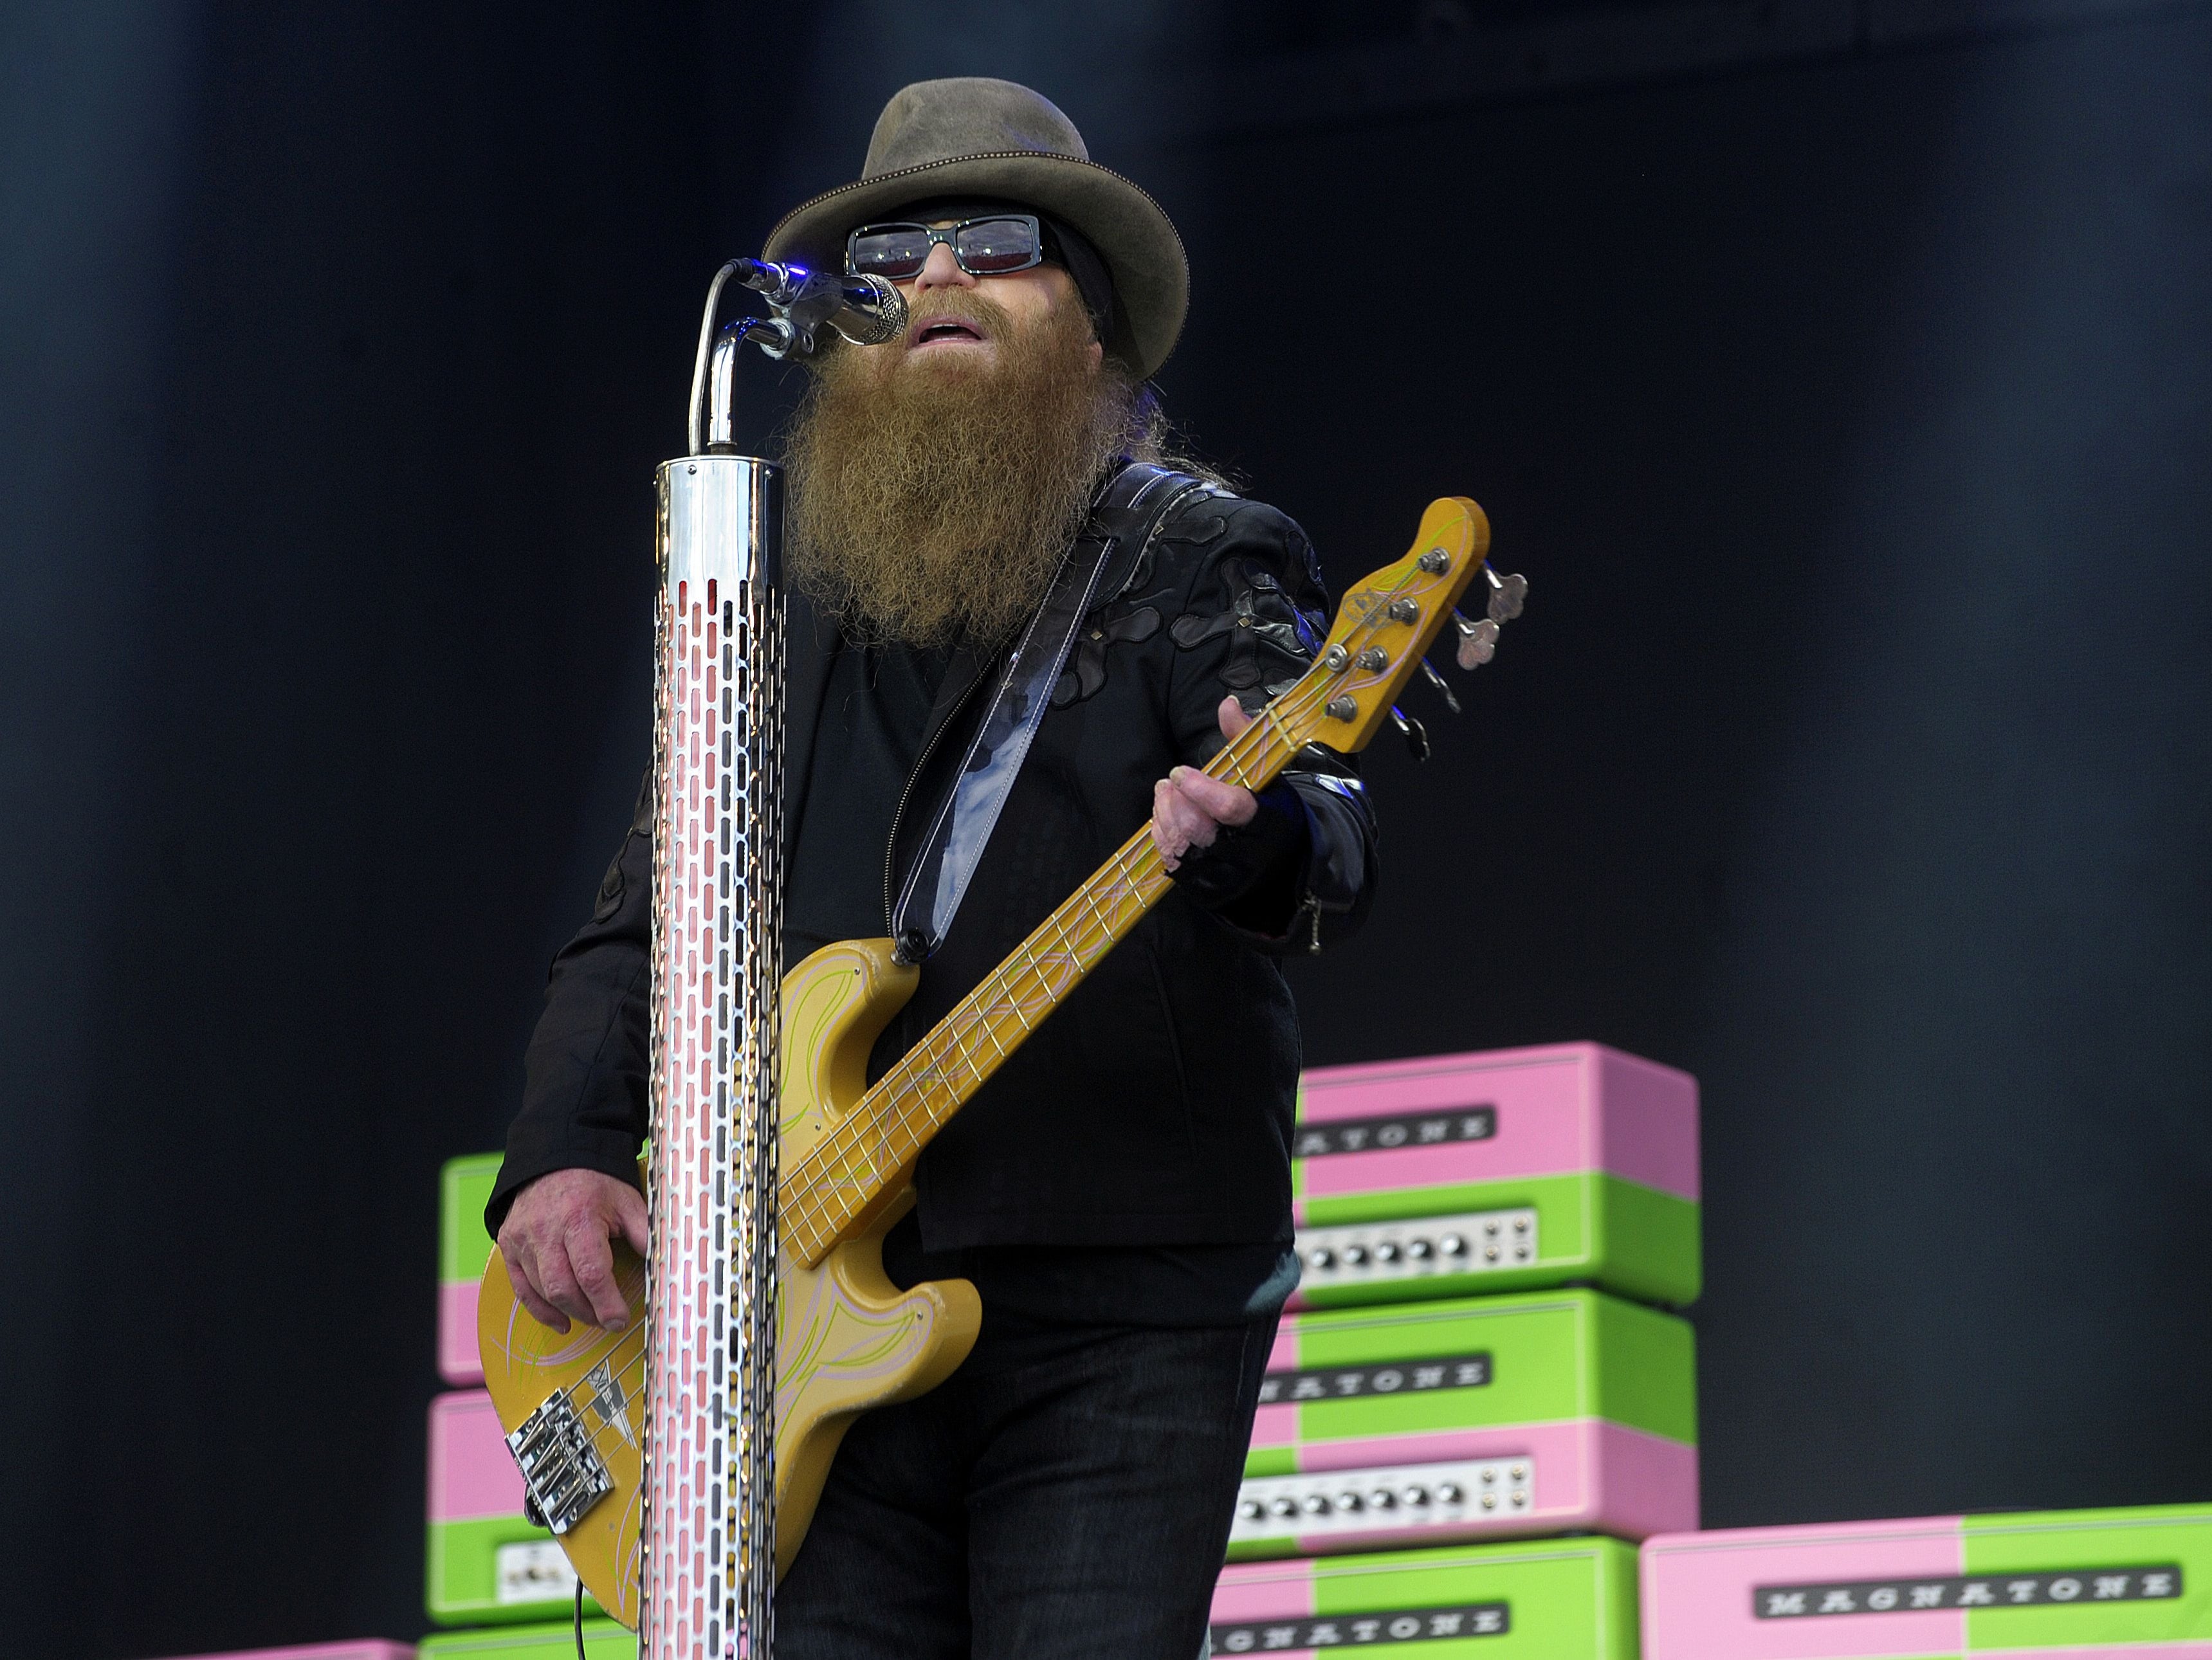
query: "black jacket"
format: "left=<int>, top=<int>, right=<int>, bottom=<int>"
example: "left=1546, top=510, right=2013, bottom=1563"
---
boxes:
left=489, top=475, right=1378, bottom=1250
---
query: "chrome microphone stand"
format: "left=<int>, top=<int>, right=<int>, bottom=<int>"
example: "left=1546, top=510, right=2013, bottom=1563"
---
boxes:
left=638, top=262, right=902, bottom=1660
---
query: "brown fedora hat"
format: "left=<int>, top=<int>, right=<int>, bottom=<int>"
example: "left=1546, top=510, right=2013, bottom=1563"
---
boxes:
left=763, top=78, right=1188, bottom=380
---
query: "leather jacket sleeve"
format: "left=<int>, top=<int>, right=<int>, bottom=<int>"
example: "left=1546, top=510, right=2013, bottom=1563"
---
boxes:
left=1156, top=495, right=1379, bottom=953
left=484, top=772, right=654, bottom=1236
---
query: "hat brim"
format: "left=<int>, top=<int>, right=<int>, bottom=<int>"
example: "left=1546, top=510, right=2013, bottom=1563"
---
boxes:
left=763, top=152, right=1188, bottom=381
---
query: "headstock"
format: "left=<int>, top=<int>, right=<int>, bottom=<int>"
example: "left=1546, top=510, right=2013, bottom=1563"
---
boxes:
left=1273, top=497, right=1524, bottom=758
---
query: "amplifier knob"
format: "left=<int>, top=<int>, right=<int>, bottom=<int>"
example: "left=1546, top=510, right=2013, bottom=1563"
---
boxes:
left=1402, top=1485, right=1430, bottom=1506
left=1303, top=1493, right=1332, bottom=1515
left=1405, top=1237, right=1433, bottom=1260
left=1373, top=1240, right=1401, bottom=1263
left=1341, top=1243, right=1369, bottom=1266
left=1514, top=1246, right=1530, bottom=1261
left=1484, top=1245, right=1500, bottom=1262
left=1306, top=1246, right=1336, bottom=1270
left=1270, top=1497, right=1300, bottom=1518
left=1435, top=1482, right=1464, bottom=1504
left=1480, top=1468, right=1497, bottom=1484
left=1337, top=1491, right=1364, bottom=1512
left=1513, top=1216, right=1530, bottom=1232
left=1484, top=1220, right=1501, bottom=1236
left=1239, top=1499, right=1263, bottom=1520
left=1510, top=1464, right=1528, bottom=1481
left=1510, top=1492, right=1529, bottom=1508
left=1439, top=1234, right=1467, bottom=1256
left=1369, top=1488, right=1397, bottom=1510
left=1481, top=1493, right=1498, bottom=1510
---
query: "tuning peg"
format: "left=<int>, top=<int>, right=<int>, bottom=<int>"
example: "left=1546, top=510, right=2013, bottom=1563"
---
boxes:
left=1485, top=567, right=1528, bottom=623
left=1418, top=657, right=1462, bottom=716
left=1389, top=705, right=1431, bottom=762
left=1452, top=611, right=1499, bottom=670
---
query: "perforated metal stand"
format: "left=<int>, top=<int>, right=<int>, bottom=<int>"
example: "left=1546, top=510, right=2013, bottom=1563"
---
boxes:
left=640, top=266, right=787, bottom=1660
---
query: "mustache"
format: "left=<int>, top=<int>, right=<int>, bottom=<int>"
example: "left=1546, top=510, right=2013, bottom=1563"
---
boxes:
left=902, top=287, right=1012, bottom=335
left=886, top=287, right=1019, bottom=359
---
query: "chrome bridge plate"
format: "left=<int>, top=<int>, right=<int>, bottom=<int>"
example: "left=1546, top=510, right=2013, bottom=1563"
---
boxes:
left=1295, top=1207, right=1539, bottom=1289
left=1230, top=1456, right=1535, bottom=1543
left=506, top=1380, right=614, bottom=1536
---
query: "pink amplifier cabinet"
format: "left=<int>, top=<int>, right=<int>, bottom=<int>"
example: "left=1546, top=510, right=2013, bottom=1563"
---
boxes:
left=1213, top=1537, right=1640, bottom=1658
left=148, top=1647, right=414, bottom=1659
left=1641, top=1504, right=2212, bottom=1659
left=426, top=1390, right=603, bottom=1626
left=1290, top=1043, right=1699, bottom=1311
left=1234, top=1289, right=1697, bottom=1560
left=438, top=1153, right=502, bottom=1386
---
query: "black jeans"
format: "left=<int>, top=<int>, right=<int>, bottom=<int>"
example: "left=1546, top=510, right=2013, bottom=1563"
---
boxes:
left=776, top=1308, right=1278, bottom=1659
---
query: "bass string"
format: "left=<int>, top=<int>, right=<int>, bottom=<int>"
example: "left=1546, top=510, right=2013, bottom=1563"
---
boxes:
left=554, top=1300, right=776, bottom=1506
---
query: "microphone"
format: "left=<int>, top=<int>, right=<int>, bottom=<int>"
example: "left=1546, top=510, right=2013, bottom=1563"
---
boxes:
left=730, top=258, right=907, bottom=349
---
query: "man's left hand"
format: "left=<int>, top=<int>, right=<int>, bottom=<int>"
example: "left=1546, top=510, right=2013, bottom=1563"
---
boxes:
left=1152, top=695, right=1259, bottom=870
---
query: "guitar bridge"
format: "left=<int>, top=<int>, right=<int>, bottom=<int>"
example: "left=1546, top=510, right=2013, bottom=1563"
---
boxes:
left=506, top=1385, right=614, bottom=1535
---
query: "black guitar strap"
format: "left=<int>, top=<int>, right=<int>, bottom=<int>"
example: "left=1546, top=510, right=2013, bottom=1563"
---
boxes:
left=888, top=461, right=1220, bottom=961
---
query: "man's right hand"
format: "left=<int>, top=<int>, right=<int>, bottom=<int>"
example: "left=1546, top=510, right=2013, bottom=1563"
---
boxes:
left=495, top=1167, right=650, bottom=1334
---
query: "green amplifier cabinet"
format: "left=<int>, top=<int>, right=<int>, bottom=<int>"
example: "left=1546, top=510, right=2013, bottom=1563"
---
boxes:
left=439, top=1152, right=503, bottom=1386
left=419, top=1621, right=632, bottom=1660
left=1234, top=1289, right=1697, bottom=1559
left=1213, top=1537, right=1641, bottom=1659
left=1641, top=1502, right=2212, bottom=1659
left=1290, top=1043, right=1699, bottom=1311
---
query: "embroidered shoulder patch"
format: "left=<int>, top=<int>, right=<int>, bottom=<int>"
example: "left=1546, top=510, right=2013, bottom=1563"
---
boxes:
left=1052, top=605, right=1162, bottom=707
left=1169, top=556, right=1326, bottom=691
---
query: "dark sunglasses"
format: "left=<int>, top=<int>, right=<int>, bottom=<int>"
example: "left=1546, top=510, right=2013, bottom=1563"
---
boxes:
left=844, top=214, right=1046, bottom=282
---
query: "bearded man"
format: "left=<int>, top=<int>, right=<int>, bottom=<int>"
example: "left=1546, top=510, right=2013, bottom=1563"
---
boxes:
left=486, top=78, right=1378, bottom=1658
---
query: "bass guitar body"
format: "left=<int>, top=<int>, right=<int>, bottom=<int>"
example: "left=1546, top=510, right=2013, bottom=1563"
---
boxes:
left=476, top=938, right=983, bottom=1625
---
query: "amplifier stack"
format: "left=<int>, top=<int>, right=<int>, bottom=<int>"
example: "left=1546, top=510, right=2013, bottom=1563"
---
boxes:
left=1211, top=1042, right=1703, bottom=1655
left=390, top=1042, right=2211, bottom=1660
left=425, top=1153, right=605, bottom=1650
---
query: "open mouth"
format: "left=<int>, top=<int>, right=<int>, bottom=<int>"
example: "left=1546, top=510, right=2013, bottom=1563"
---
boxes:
left=911, top=318, right=987, bottom=349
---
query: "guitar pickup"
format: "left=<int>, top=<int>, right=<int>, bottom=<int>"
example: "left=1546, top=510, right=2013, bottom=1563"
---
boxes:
left=505, top=1387, right=614, bottom=1535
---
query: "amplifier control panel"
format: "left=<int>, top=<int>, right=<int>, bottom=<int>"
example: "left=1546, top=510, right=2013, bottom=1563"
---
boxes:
left=1232, top=1458, right=1535, bottom=1548
left=1297, top=1207, right=1539, bottom=1294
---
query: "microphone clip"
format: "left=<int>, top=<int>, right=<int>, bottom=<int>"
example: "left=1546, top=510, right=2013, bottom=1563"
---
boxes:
left=685, top=256, right=909, bottom=454
left=731, top=258, right=906, bottom=358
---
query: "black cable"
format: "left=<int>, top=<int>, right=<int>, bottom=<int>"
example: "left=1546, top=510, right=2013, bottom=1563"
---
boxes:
left=574, top=1579, right=585, bottom=1659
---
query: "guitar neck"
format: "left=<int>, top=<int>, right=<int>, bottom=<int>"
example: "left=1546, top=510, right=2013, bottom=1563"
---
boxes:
left=779, top=693, right=1324, bottom=1266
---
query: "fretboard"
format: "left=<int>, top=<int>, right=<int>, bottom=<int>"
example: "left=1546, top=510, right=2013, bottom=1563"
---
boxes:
left=778, top=689, right=1324, bottom=1267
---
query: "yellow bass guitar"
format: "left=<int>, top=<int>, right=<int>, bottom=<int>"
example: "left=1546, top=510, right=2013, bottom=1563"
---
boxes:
left=477, top=497, right=1500, bottom=1626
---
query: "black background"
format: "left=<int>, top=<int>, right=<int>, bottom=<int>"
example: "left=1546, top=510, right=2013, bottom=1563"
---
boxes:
left=4, top=3, right=2208, bottom=1654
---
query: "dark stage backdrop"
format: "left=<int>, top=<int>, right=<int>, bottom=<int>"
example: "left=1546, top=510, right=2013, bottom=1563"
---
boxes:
left=4, top=3, right=2208, bottom=1655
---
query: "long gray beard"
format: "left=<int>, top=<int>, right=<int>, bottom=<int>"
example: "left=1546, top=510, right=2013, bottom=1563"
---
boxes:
left=781, top=291, right=1139, bottom=646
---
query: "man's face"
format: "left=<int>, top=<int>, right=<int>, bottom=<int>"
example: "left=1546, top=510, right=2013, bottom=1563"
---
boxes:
left=890, top=224, right=1105, bottom=375
left=784, top=221, right=1133, bottom=646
